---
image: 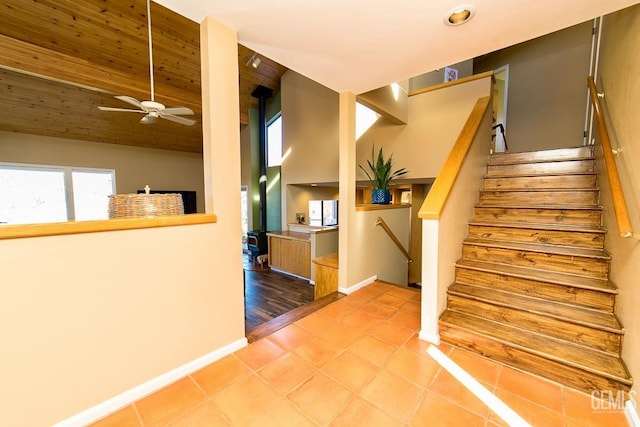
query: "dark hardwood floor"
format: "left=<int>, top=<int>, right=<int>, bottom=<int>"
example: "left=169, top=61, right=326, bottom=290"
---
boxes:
left=243, top=253, right=316, bottom=336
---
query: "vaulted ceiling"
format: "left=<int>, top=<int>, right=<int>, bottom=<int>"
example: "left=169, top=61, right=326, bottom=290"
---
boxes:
left=0, top=0, right=287, bottom=153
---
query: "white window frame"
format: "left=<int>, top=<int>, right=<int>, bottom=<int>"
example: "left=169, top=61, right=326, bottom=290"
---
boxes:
left=0, top=162, right=116, bottom=223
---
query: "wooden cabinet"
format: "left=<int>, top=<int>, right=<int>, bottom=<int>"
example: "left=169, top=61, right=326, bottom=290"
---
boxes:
left=268, top=233, right=311, bottom=279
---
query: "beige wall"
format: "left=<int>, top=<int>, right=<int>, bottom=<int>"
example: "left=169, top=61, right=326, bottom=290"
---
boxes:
left=0, top=224, right=244, bottom=426
left=0, top=17, right=246, bottom=427
left=0, top=131, right=206, bottom=212
left=409, top=59, right=474, bottom=92
left=357, top=80, right=409, bottom=124
left=598, top=4, right=640, bottom=416
left=357, top=76, right=493, bottom=181
left=474, top=21, right=593, bottom=152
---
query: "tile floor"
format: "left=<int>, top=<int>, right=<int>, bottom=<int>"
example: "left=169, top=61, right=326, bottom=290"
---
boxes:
left=90, top=282, right=629, bottom=427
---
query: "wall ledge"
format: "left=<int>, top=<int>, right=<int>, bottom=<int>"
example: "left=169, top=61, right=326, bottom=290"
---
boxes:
left=0, top=213, right=217, bottom=240
left=356, top=203, right=411, bottom=211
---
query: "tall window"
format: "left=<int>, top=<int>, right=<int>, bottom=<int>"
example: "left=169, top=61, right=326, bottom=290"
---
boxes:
left=267, top=114, right=283, bottom=167
left=0, top=163, right=115, bottom=225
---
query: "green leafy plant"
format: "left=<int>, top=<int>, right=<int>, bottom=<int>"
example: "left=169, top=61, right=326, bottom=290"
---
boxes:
left=359, top=145, right=408, bottom=190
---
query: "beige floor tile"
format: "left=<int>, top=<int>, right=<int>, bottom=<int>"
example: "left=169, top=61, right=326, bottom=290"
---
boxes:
left=429, top=369, right=491, bottom=418
left=386, top=347, right=441, bottom=388
left=235, top=337, right=286, bottom=371
left=448, top=348, right=501, bottom=386
left=399, top=300, right=421, bottom=314
left=358, top=301, right=397, bottom=319
left=387, top=310, right=421, bottom=332
left=89, top=405, right=141, bottom=427
left=348, top=335, right=397, bottom=366
left=563, top=387, right=629, bottom=427
left=410, top=391, right=486, bottom=427
left=258, top=352, right=317, bottom=394
left=339, top=310, right=383, bottom=331
left=373, top=292, right=408, bottom=309
left=246, top=398, right=316, bottom=427
left=211, top=375, right=282, bottom=426
left=135, top=377, right=206, bottom=427
left=293, top=335, right=342, bottom=368
left=492, top=388, right=565, bottom=427
left=360, top=369, right=425, bottom=422
left=322, top=350, right=380, bottom=392
left=367, top=319, right=415, bottom=346
left=496, top=366, right=564, bottom=413
left=268, top=323, right=314, bottom=350
left=318, top=322, right=365, bottom=348
left=331, top=398, right=405, bottom=427
left=287, top=372, right=353, bottom=426
left=166, top=402, right=229, bottom=426
left=296, top=312, right=335, bottom=335
left=190, top=354, right=252, bottom=397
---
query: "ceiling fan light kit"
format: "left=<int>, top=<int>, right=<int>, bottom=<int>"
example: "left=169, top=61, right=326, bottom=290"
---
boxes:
left=98, top=0, right=195, bottom=126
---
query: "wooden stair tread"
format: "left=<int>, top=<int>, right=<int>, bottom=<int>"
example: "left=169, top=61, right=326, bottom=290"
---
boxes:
left=479, top=188, right=600, bottom=193
left=455, top=259, right=617, bottom=293
left=439, top=310, right=632, bottom=383
left=489, top=147, right=594, bottom=166
left=468, top=221, right=606, bottom=234
left=475, top=203, right=602, bottom=211
left=485, top=172, right=598, bottom=179
left=448, top=283, right=622, bottom=332
left=463, top=237, right=610, bottom=259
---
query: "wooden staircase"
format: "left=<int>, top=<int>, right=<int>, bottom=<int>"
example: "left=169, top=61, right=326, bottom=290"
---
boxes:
left=439, top=146, right=633, bottom=394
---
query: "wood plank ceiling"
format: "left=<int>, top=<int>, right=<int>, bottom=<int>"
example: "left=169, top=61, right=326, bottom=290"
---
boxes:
left=0, top=0, right=287, bottom=153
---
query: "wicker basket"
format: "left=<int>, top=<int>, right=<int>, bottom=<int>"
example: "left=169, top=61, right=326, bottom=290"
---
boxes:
left=108, top=193, right=184, bottom=219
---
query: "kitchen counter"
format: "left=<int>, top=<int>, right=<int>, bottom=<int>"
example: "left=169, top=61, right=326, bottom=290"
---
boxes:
left=266, top=230, right=310, bottom=242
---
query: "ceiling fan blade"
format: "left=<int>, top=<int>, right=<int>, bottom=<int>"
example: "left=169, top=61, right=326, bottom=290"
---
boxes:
left=98, top=106, right=145, bottom=113
left=162, top=107, right=194, bottom=116
left=140, top=114, right=158, bottom=124
left=160, top=113, right=196, bottom=126
left=115, top=95, right=143, bottom=108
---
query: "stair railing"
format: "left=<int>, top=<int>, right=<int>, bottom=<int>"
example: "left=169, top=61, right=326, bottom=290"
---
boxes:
left=587, top=76, right=635, bottom=238
left=375, top=216, right=413, bottom=263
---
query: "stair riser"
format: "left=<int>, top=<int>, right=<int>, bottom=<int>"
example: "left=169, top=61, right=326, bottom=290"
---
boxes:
left=461, top=244, right=610, bottom=279
left=489, top=147, right=594, bottom=166
left=483, top=175, right=597, bottom=190
left=439, top=322, right=631, bottom=394
left=478, top=191, right=599, bottom=207
left=486, top=160, right=595, bottom=177
left=446, top=295, right=622, bottom=354
left=468, top=224, right=605, bottom=249
left=473, top=207, right=603, bottom=227
left=455, top=268, right=616, bottom=312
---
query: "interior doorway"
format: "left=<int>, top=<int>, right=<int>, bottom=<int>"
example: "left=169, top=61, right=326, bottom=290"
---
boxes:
left=493, top=65, right=509, bottom=152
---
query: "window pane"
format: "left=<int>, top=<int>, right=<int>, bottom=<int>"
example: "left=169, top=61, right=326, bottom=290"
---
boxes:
left=267, top=115, right=282, bottom=167
left=0, top=167, right=67, bottom=224
left=72, top=170, right=114, bottom=221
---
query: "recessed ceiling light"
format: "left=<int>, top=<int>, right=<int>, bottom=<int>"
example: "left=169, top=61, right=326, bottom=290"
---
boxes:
left=444, top=4, right=476, bottom=26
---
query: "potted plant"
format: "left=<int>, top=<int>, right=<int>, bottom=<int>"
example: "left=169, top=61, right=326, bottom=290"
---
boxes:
left=359, top=145, right=408, bottom=204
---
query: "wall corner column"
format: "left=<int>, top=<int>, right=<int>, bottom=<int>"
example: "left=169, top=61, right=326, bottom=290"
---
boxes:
left=338, top=92, right=356, bottom=289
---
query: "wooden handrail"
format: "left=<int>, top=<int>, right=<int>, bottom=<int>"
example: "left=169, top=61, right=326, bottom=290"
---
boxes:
left=375, top=216, right=413, bottom=262
left=587, top=76, right=634, bottom=238
left=418, top=96, right=491, bottom=219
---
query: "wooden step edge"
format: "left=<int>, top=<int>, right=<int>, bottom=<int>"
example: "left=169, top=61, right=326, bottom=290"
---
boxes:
left=447, top=283, right=624, bottom=334
left=483, top=171, right=599, bottom=178
left=487, top=156, right=595, bottom=166
left=463, top=237, right=611, bottom=260
left=468, top=221, right=607, bottom=234
left=455, top=259, right=618, bottom=293
left=439, top=311, right=633, bottom=385
left=474, top=204, right=603, bottom=211
left=479, top=188, right=601, bottom=194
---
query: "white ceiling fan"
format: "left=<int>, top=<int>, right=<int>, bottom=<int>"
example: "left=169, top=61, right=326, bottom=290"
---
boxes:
left=98, top=0, right=195, bottom=126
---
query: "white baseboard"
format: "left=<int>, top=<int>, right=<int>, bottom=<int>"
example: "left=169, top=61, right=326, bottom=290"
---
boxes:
left=626, top=399, right=640, bottom=427
left=419, top=330, right=441, bottom=345
left=53, top=337, right=248, bottom=427
left=338, top=275, right=377, bottom=295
